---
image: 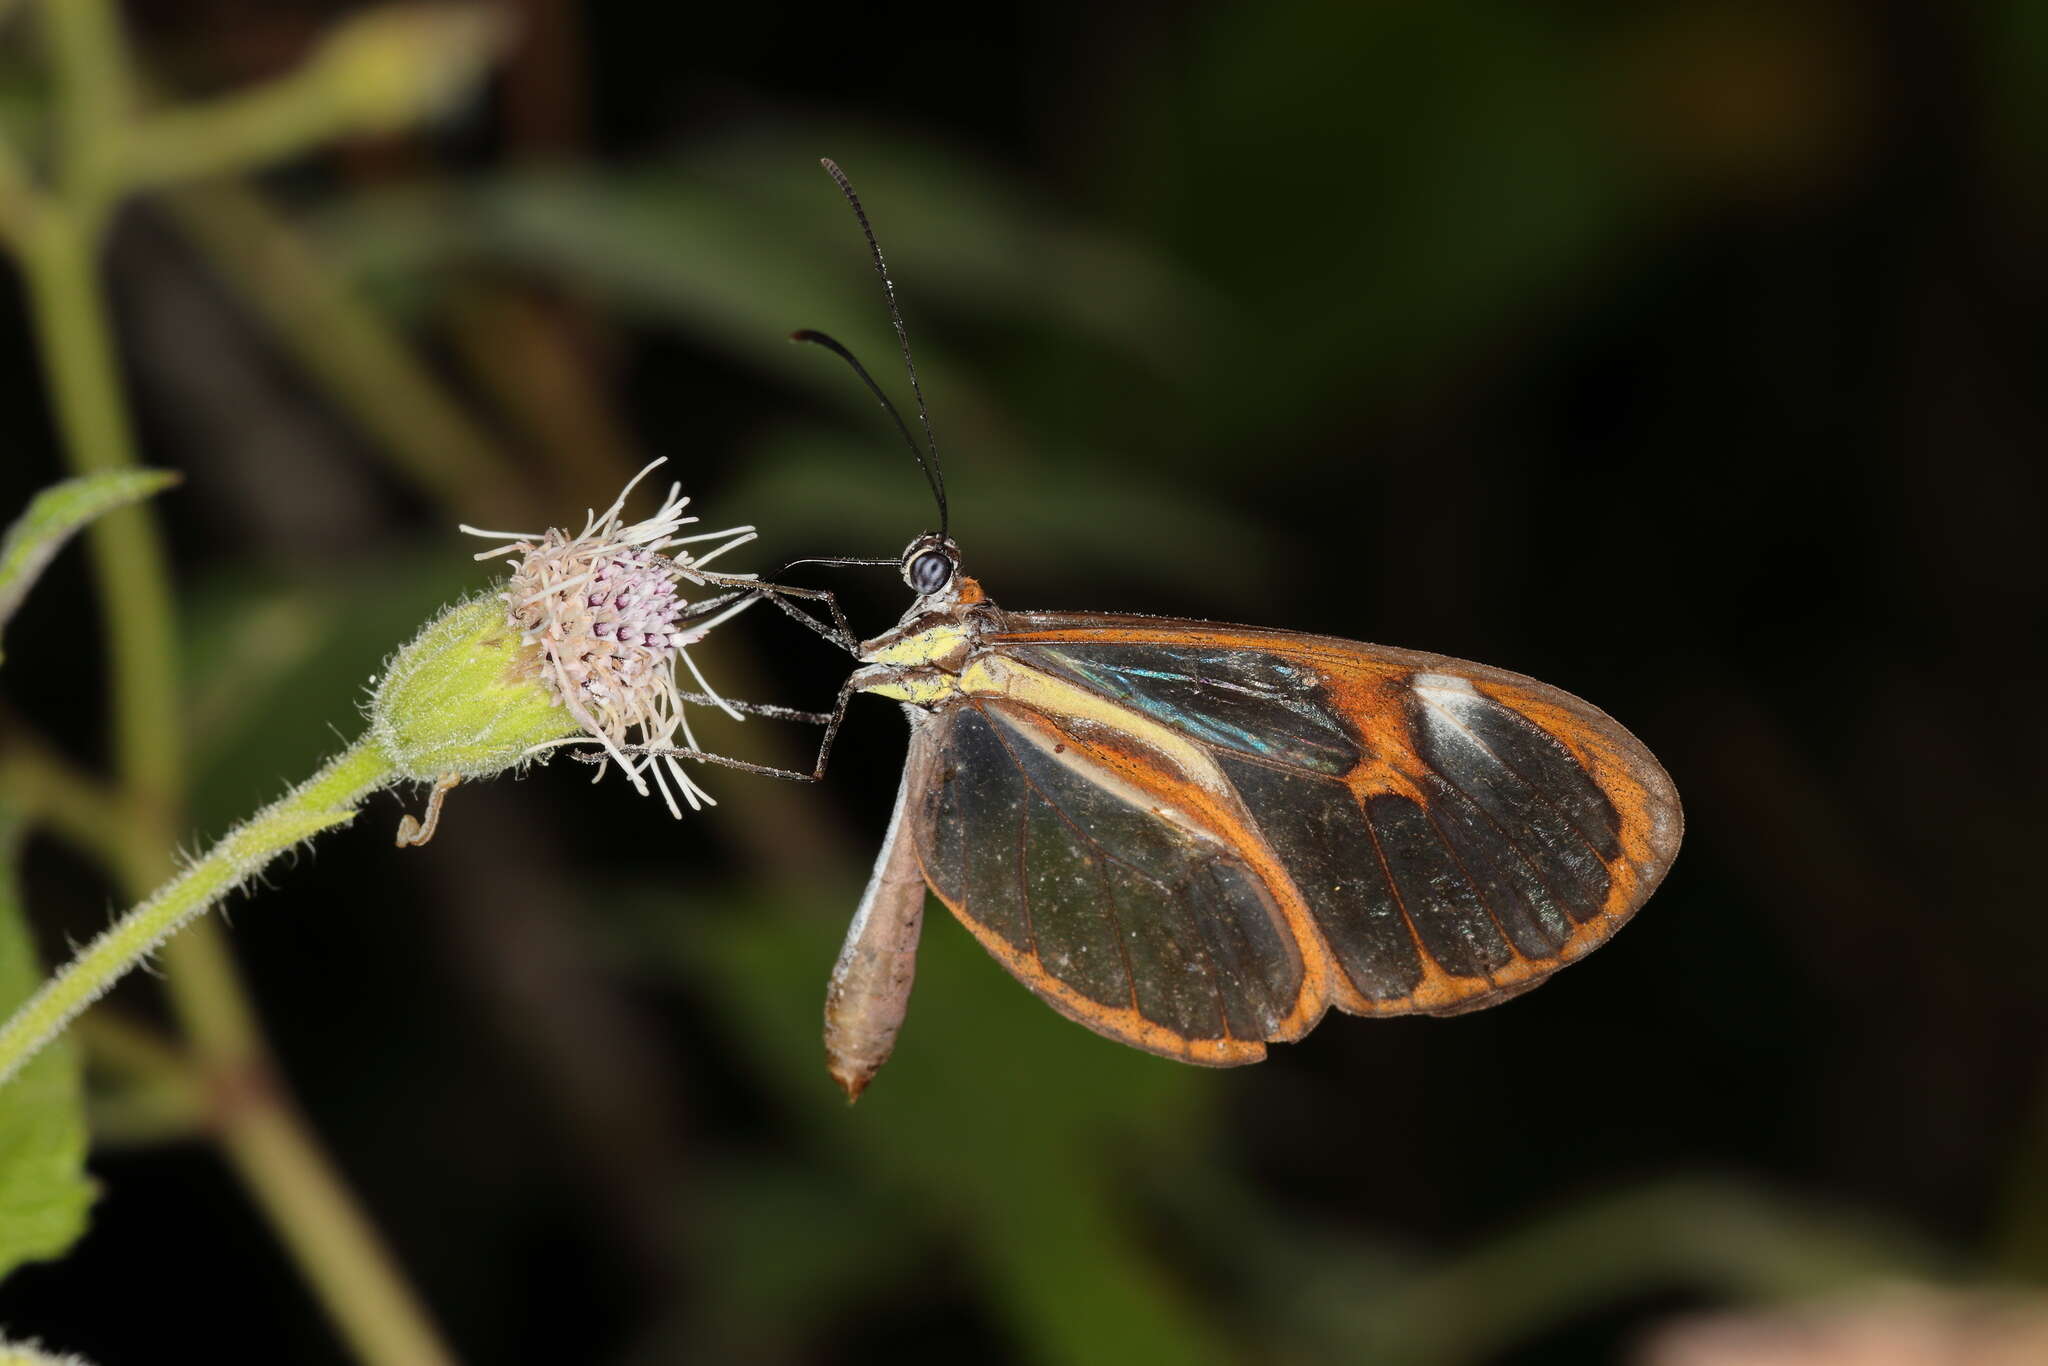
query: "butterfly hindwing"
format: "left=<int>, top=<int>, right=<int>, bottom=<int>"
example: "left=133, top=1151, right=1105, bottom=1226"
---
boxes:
left=907, top=701, right=1299, bottom=1063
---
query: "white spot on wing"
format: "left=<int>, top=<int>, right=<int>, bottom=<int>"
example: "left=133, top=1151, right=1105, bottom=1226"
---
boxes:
left=1412, top=673, right=1484, bottom=758
left=1412, top=672, right=1479, bottom=696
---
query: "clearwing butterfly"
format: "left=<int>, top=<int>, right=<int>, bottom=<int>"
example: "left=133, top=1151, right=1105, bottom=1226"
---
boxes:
left=694, top=161, right=1682, bottom=1100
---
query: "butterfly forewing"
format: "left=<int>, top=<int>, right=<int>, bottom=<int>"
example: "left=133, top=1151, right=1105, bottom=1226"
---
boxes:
left=907, top=612, right=1681, bottom=1060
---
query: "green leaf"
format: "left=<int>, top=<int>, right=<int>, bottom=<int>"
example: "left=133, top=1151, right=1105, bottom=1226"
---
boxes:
left=0, top=470, right=181, bottom=666
left=0, top=809, right=97, bottom=1281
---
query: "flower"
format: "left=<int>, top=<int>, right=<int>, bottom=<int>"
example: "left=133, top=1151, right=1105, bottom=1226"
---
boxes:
left=456, top=460, right=759, bottom=816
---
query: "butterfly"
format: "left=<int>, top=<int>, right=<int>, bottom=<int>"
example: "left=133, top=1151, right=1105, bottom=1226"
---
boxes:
left=692, top=161, right=1682, bottom=1100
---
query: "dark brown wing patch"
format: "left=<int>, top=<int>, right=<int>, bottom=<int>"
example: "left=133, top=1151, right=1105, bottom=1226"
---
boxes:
left=1209, top=754, right=1424, bottom=1003
left=1364, top=790, right=1517, bottom=980
left=1419, top=773, right=1574, bottom=957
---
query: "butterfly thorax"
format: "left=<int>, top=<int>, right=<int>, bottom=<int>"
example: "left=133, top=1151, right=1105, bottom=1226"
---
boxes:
left=853, top=574, right=1002, bottom=709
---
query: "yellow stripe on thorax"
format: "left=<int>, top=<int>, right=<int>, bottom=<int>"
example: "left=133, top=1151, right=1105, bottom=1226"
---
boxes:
left=858, top=671, right=960, bottom=706
left=861, top=623, right=971, bottom=668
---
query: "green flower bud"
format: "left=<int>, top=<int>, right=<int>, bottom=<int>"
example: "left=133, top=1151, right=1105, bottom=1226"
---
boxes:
left=308, top=4, right=514, bottom=137
left=367, top=594, right=580, bottom=781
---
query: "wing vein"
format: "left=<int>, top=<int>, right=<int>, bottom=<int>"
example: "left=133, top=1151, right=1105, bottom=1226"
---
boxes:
left=979, top=706, right=1144, bottom=1013
left=1358, top=791, right=1437, bottom=981
left=1425, top=766, right=1596, bottom=924
left=1420, top=802, right=1523, bottom=975
left=1013, top=751, right=1039, bottom=964
left=1192, top=875, right=1239, bottom=1042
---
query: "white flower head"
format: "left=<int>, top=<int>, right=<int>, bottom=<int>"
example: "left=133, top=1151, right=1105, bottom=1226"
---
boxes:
left=459, top=459, right=759, bottom=817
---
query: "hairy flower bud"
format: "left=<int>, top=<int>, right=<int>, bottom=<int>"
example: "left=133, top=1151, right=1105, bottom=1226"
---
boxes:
left=366, top=594, right=578, bottom=780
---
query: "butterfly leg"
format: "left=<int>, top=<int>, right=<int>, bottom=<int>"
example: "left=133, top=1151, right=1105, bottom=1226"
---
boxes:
left=797, top=672, right=868, bottom=780
left=691, top=570, right=862, bottom=655
left=609, top=672, right=867, bottom=783
left=672, top=691, right=832, bottom=725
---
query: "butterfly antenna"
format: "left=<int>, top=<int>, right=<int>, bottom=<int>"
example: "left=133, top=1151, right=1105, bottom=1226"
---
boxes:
left=790, top=328, right=937, bottom=519
left=818, top=157, right=948, bottom=539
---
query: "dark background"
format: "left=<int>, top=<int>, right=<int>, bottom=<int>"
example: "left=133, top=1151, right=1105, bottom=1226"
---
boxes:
left=2, top=1, right=2045, bottom=1362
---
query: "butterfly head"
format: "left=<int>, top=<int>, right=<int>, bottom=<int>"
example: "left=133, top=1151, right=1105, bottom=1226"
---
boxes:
left=854, top=534, right=984, bottom=691
left=901, top=533, right=966, bottom=600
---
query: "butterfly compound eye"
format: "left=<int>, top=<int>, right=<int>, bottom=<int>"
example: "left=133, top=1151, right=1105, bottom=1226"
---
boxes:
left=908, top=550, right=953, bottom=594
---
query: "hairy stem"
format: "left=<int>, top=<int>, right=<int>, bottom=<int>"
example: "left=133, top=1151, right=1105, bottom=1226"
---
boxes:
left=0, top=741, right=392, bottom=1087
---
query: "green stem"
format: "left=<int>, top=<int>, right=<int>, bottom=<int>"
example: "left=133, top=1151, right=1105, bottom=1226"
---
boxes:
left=39, top=0, right=129, bottom=218
left=18, top=219, right=179, bottom=823
left=220, top=1087, right=459, bottom=1366
left=118, top=72, right=360, bottom=195
left=0, top=740, right=393, bottom=1089
left=0, top=724, right=132, bottom=876
left=78, top=1011, right=205, bottom=1146
left=0, top=128, right=39, bottom=246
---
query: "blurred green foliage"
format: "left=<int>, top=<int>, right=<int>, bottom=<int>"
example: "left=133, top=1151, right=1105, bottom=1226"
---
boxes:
left=664, top=883, right=1228, bottom=1366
